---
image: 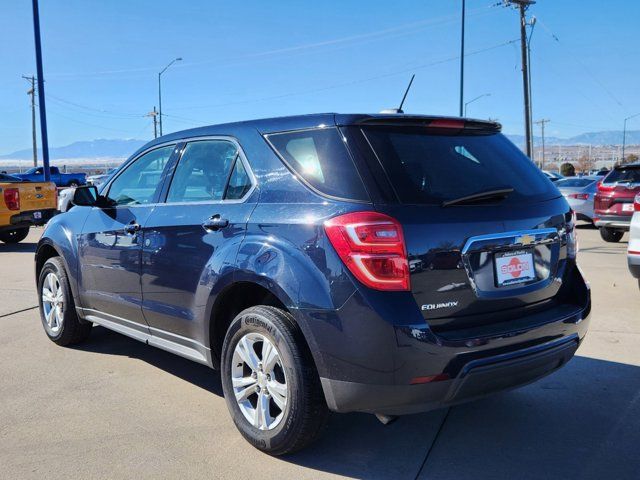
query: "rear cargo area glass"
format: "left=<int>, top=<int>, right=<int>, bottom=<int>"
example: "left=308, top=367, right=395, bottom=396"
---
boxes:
left=360, top=126, right=557, bottom=204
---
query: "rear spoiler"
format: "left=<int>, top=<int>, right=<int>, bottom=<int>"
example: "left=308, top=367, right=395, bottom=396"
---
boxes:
left=351, top=115, right=501, bottom=133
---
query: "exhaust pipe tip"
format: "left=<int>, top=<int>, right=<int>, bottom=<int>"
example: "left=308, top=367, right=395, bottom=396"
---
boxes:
left=375, top=413, right=398, bottom=425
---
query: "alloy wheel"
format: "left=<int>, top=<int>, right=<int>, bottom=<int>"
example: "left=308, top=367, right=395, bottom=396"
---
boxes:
left=41, top=272, right=64, bottom=335
left=231, top=332, right=288, bottom=430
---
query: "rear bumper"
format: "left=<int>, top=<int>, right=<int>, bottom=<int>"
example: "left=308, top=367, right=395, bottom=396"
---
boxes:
left=304, top=264, right=591, bottom=415
left=1, top=208, right=57, bottom=231
left=629, top=253, right=640, bottom=279
left=322, top=335, right=579, bottom=415
left=594, top=214, right=631, bottom=230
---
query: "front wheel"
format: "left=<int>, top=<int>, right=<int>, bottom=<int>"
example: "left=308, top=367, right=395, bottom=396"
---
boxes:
left=221, top=306, right=329, bottom=455
left=38, top=257, right=92, bottom=345
left=0, top=227, right=30, bottom=244
left=600, top=227, right=624, bottom=243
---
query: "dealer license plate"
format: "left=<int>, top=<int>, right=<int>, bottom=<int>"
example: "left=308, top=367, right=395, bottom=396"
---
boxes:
left=494, top=250, right=535, bottom=287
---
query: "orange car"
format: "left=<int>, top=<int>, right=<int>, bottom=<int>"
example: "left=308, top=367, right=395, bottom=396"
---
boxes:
left=0, top=173, right=57, bottom=244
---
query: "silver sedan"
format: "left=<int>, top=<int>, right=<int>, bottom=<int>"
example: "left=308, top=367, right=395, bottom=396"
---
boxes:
left=555, top=176, right=599, bottom=223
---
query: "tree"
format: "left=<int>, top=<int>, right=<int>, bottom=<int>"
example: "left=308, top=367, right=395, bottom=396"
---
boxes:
left=623, top=153, right=639, bottom=165
left=560, top=162, right=576, bottom=177
left=576, top=155, right=592, bottom=174
left=546, top=162, right=559, bottom=172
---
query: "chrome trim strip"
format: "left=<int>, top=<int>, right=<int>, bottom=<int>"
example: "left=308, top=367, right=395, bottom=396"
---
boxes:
left=461, top=228, right=559, bottom=255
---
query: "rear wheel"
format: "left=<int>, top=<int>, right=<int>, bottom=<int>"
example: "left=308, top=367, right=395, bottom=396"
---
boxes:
left=0, top=227, right=30, bottom=244
left=38, top=257, right=92, bottom=345
left=221, top=305, right=329, bottom=455
left=599, top=227, right=623, bottom=243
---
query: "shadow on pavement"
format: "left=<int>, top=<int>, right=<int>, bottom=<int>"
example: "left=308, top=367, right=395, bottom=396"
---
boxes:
left=0, top=241, right=38, bottom=253
left=75, top=328, right=640, bottom=480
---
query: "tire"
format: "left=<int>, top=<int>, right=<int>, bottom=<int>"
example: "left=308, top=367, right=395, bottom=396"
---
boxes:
left=599, top=227, right=624, bottom=243
left=0, top=227, right=30, bottom=244
left=38, top=257, right=92, bottom=346
left=221, top=305, right=329, bottom=455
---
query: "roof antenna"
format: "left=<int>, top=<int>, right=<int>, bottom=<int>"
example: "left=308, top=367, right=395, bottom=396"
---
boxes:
left=380, top=74, right=415, bottom=114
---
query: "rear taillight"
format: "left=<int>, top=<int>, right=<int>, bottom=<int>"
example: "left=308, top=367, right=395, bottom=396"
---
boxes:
left=324, top=211, right=410, bottom=291
left=635, top=193, right=640, bottom=212
left=3, top=188, right=20, bottom=211
left=567, top=210, right=578, bottom=258
left=569, top=193, right=589, bottom=200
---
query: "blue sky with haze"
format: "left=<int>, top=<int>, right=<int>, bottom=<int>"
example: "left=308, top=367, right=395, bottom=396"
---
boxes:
left=1, top=0, right=638, bottom=154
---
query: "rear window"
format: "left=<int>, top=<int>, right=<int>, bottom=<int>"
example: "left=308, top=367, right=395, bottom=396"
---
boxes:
left=603, top=166, right=640, bottom=184
left=359, top=126, right=557, bottom=204
left=555, top=178, right=594, bottom=188
left=266, top=127, right=369, bottom=201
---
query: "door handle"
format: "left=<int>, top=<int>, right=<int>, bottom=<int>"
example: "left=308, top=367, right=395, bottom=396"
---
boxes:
left=203, top=215, right=229, bottom=231
left=123, top=222, right=140, bottom=235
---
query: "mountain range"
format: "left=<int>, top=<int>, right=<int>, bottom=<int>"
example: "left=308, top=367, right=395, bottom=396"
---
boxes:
left=1, top=130, right=640, bottom=160
left=506, top=130, right=640, bottom=147
left=0, top=139, right=146, bottom=160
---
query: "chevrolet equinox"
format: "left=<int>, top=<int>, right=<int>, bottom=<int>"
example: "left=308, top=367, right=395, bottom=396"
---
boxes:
left=35, top=114, right=591, bottom=454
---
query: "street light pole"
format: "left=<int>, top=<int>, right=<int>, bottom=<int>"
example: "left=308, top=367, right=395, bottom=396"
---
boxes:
left=31, top=0, right=51, bottom=181
left=158, top=57, right=182, bottom=136
left=622, top=113, right=640, bottom=164
left=459, top=0, right=466, bottom=117
left=464, top=93, right=491, bottom=117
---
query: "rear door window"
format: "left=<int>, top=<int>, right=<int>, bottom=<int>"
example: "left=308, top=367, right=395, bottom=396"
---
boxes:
left=266, top=127, right=369, bottom=201
left=358, top=126, right=557, bottom=204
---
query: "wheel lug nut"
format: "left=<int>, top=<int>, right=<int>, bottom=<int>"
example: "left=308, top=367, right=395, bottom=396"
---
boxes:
left=266, top=374, right=271, bottom=381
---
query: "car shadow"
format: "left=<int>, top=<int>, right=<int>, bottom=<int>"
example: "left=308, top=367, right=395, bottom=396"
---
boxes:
left=0, top=241, right=38, bottom=253
left=74, top=328, right=640, bottom=480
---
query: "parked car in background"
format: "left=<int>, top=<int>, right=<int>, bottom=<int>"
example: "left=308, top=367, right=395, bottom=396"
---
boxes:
left=0, top=173, right=29, bottom=182
left=628, top=194, right=640, bottom=285
left=1, top=178, right=57, bottom=243
left=555, top=176, right=598, bottom=223
left=14, top=166, right=86, bottom=188
left=594, top=163, right=640, bottom=242
left=543, top=170, right=564, bottom=182
left=57, top=187, right=74, bottom=213
left=35, top=113, right=590, bottom=455
left=86, top=168, right=117, bottom=187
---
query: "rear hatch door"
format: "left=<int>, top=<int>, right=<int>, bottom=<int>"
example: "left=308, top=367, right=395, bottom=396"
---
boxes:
left=345, top=120, right=570, bottom=332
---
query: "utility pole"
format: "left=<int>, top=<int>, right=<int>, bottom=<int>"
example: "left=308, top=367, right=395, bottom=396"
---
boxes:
left=506, top=0, right=535, bottom=158
left=534, top=119, right=549, bottom=169
left=31, top=0, right=51, bottom=181
left=146, top=107, right=159, bottom=139
left=22, top=75, right=38, bottom=167
left=459, top=0, right=466, bottom=117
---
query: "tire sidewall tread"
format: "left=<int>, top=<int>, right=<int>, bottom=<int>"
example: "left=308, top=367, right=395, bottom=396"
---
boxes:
left=221, top=305, right=328, bottom=455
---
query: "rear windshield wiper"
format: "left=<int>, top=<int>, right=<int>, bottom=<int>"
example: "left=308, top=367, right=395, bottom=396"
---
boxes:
left=442, top=187, right=514, bottom=207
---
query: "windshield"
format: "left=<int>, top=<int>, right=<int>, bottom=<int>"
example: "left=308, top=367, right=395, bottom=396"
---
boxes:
left=556, top=178, right=595, bottom=188
left=357, top=126, right=558, bottom=204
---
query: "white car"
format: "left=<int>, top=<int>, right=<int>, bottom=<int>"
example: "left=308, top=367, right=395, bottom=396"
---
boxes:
left=628, top=193, right=640, bottom=285
left=57, top=187, right=75, bottom=213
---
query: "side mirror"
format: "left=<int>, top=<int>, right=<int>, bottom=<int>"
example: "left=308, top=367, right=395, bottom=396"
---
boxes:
left=71, top=185, right=99, bottom=207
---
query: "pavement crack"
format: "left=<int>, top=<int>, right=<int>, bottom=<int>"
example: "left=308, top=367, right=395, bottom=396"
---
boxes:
left=414, top=407, right=452, bottom=479
left=0, top=306, right=38, bottom=318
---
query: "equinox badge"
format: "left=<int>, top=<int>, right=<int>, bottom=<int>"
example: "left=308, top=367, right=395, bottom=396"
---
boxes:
left=422, top=301, right=459, bottom=311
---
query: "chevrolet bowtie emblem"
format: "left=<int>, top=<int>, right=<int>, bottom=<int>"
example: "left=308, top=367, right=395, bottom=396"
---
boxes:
left=515, top=234, right=535, bottom=245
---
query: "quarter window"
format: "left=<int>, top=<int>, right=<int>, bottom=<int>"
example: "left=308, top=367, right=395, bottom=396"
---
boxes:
left=167, top=140, right=249, bottom=203
left=107, top=145, right=174, bottom=206
left=266, top=128, right=369, bottom=201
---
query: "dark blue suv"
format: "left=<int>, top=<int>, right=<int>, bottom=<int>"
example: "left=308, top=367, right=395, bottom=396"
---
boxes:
left=35, top=114, right=591, bottom=454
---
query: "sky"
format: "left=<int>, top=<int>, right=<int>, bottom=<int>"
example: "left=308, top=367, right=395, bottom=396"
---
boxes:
left=1, top=0, right=639, bottom=155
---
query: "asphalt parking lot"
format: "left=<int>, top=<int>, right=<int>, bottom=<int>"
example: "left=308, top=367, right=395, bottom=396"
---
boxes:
left=1, top=225, right=639, bottom=480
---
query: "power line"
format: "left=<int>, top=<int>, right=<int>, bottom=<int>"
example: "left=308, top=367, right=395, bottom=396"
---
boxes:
left=172, top=38, right=519, bottom=113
